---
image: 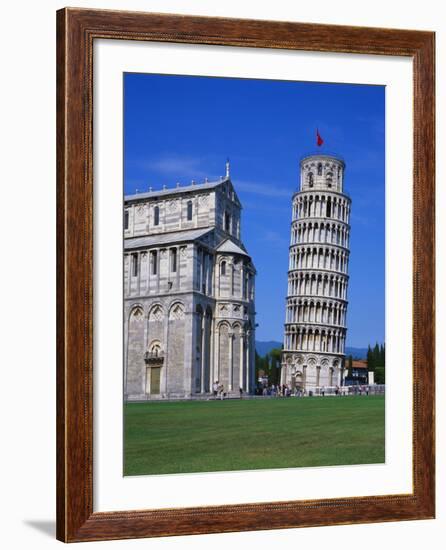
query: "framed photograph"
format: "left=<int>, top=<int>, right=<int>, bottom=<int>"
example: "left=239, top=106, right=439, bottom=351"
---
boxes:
left=56, top=8, right=435, bottom=542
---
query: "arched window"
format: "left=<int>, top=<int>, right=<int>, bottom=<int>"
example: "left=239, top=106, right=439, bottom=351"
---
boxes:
left=307, top=172, right=314, bottom=186
left=150, top=251, right=158, bottom=275
left=235, top=218, right=240, bottom=238
left=221, top=261, right=226, bottom=276
left=187, top=200, right=193, bottom=221
left=170, top=248, right=177, bottom=272
left=130, top=306, right=144, bottom=321
left=317, top=163, right=323, bottom=176
left=169, top=303, right=185, bottom=321
left=154, top=205, right=160, bottom=226
left=149, top=305, right=163, bottom=322
left=243, top=271, right=249, bottom=299
left=224, top=211, right=231, bottom=232
left=326, top=197, right=332, bottom=218
left=132, top=253, right=138, bottom=277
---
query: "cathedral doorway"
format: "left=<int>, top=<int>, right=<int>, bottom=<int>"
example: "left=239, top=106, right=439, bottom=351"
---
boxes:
left=144, top=341, right=163, bottom=395
left=146, top=366, right=161, bottom=395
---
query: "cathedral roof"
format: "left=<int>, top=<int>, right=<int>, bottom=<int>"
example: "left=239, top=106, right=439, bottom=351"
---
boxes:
left=216, top=239, right=249, bottom=257
left=125, top=177, right=228, bottom=202
left=124, top=227, right=213, bottom=250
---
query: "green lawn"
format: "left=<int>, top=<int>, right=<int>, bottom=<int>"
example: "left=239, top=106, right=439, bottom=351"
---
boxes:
left=124, top=395, right=385, bottom=476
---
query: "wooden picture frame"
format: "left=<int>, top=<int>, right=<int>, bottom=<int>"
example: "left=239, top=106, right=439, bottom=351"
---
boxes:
left=56, top=7, right=435, bottom=542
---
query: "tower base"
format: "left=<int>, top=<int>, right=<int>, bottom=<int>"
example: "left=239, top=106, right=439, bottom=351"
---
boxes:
left=280, top=351, right=345, bottom=392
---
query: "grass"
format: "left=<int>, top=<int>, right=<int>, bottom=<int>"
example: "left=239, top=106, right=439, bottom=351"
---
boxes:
left=124, top=395, right=385, bottom=476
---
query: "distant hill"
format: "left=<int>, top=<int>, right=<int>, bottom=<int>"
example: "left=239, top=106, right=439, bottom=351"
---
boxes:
left=345, top=347, right=368, bottom=359
left=255, top=341, right=282, bottom=356
left=256, top=341, right=368, bottom=360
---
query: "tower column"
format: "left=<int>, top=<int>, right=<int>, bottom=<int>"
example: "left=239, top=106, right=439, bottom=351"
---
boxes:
left=228, top=330, right=234, bottom=391
left=200, top=315, right=206, bottom=393
left=210, top=317, right=215, bottom=387
left=239, top=331, right=245, bottom=391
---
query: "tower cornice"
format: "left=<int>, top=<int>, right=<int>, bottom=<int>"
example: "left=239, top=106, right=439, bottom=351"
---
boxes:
left=289, top=242, right=351, bottom=252
left=300, top=152, right=345, bottom=164
left=292, top=188, right=351, bottom=201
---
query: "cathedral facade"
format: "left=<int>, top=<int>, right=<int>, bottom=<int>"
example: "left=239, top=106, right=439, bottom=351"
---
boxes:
left=281, top=154, right=351, bottom=391
left=124, top=164, right=256, bottom=400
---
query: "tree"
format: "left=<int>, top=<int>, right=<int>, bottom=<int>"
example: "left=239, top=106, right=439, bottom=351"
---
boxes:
left=347, top=354, right=353, bottom=378
left=264, top=352, right=270, bottom=382
left=375, top=343, right=385, bottom=384
left=365, top=342, right=385, bottom=384
left=269, top=348, right=282, bottom=386
left=375, top=366, right=385, bottom=384
left=373, top=342, right=380, bottom=366
left=367, top=344, right=374, bottom=372
left=254, top=351, right=262, bottom=383
left=255, top=348, right=282, bottom=387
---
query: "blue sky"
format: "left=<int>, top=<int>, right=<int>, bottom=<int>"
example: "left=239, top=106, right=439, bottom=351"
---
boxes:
left=124, top=73, right=385, bottom=348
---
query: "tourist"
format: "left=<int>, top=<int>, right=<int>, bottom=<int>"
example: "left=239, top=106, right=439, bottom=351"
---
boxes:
left=213, top=381, right=218, bottom=399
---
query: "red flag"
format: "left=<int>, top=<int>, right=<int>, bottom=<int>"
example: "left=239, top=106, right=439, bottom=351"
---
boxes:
left=316, top=129, right=324, bottom=147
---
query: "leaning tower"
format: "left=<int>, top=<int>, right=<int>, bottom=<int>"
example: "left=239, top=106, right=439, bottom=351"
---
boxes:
left=281, top=154, right=351, bottom=392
